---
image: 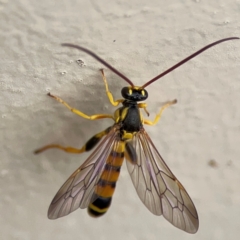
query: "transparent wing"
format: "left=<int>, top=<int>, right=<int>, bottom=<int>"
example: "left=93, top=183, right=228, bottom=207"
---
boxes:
left=48, top=126, right=119, bottom=219
left=126, top=128, right=199, bottom=233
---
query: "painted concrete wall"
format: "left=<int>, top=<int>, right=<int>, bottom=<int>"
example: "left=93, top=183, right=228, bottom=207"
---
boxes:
left=1, top=1, right=240, bottom=239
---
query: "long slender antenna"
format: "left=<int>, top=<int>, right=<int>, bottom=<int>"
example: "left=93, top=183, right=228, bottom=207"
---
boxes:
left=141, top=37, right=239, bottom=88
left=61, top=43, right=134, bottom=86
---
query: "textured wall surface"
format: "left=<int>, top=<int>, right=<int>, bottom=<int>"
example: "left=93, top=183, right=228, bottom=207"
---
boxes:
left=1, top=1, right=240, bottom=239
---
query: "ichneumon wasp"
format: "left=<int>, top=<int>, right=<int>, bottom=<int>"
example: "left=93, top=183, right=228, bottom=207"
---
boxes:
left=35, top=37, right=239, bottom=233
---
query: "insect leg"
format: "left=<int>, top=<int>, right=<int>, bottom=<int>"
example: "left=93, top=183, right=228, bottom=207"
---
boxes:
left=47, top=93, right=114, bottom=120
left=100, top=69, right=124, bottom=107
left=138, top=103, right=150, bottom=116
left=34, top=127, right=111, bottom=154
left=143, top=99, right=177, bottom=126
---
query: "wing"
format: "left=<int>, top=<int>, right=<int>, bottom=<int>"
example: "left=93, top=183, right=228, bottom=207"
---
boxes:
left=48, top=125, right=120, bottom=219
left=126, top=127, right=199, bottom=233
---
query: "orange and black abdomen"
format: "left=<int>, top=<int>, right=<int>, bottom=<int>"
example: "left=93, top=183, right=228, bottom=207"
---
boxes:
left=88, top=140, right=125, bottom=217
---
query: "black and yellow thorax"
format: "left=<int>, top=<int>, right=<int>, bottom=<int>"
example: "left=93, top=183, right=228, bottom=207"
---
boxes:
left=113, top=86, right=148, bottom=140
left=114, top=100, right=143, bottom=133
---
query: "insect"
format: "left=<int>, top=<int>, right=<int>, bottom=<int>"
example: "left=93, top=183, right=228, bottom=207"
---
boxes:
left=35, top=37, right=239, bottom=234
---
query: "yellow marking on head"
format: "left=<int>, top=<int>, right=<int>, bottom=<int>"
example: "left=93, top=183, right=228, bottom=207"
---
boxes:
left=141, top=90, right=145, bottom=96
left=133, top=86, right=142, bottom=90
left=128, top=88, right=132, bottom=95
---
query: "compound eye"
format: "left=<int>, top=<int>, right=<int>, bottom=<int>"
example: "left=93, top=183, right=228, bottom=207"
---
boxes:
left=140, top=89, right=148, bottom=100
left=121, top=87, right=131, bottom=99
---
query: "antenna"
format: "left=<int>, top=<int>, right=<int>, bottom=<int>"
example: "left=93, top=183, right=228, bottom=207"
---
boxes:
left=62, top=43, right=134, bottom=86
left=141, top=37, right=239, bottom=88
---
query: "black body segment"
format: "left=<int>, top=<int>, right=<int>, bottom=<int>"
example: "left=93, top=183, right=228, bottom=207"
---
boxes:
left=118, top=101, right=143, bottom=133
left=88, top=196, right=112, bottom=217
left=122, top=105, right=142, bottom=132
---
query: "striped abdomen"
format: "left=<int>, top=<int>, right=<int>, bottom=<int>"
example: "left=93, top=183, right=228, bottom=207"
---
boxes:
left=88, top=140, right=125, bottom=217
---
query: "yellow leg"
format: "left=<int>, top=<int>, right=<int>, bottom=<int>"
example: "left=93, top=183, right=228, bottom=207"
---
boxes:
left=143, top=99, right=177, bottom=126
left=34, top=144, right=85, bottom=154
left=47, top=93, right=114, bottom=120
left=138, top=103, right=150, bottom=116
left=100, top=69, right=124, bottom=107
left=34, top=127, right=111, bottom=154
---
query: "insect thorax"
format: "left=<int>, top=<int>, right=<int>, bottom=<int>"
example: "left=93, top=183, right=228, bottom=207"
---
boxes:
left=114, top=100, right=143, bottom=139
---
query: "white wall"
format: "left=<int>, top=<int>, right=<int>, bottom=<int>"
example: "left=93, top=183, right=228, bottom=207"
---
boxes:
left=1, top=1, right=240, bottom=239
